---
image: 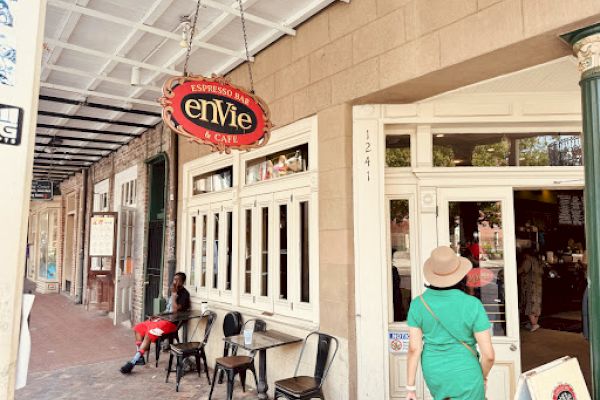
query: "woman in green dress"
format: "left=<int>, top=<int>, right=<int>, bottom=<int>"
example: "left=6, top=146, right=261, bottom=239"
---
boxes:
left=405, top=246, right=495, bottom=400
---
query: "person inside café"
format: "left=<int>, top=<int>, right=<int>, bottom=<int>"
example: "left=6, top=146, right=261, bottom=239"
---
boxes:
left=120, top=272, right=191, bottom=374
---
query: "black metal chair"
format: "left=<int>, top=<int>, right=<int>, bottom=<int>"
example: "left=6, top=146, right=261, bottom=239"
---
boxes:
left=165, top=310, right=217, bottom=392
left=151, top=319, right=184, bottom=367
left=273, top=332, right=339, bottom=400
left=208, top=319, right=266, bottom=400
left=218, top=311, right=243, bottom=384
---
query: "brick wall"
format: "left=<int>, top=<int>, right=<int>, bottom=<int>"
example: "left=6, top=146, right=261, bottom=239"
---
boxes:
left=62, top=123, right=177, bottom=324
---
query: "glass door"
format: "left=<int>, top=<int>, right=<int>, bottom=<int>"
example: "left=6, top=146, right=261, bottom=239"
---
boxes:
left=385, top=193, right=420, bottom=399
left=437, top=187, right=520, bottom=399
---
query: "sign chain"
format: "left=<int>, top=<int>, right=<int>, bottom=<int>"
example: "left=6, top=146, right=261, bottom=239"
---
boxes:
left=183, top=0, right=202, bottom=77
left=237, top=0, right=255, bottom=93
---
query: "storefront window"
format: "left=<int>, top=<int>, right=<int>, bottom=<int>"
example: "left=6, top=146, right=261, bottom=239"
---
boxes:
left=389, top=199, right=411, bottom=322
left=213, top=213, right=219, bottom=289
left=192, top=166, right=232, bottom=195
left=200, top=214, right=207, bottom=288
left=261, top=207, right=269, bottom=297
left=38, top=210, right=58, bottom=280
left=190, top=216, right=197, bottom=286
left=246, top=144, right=308, bottom=184
left=385, top=135, right=411, bottom=167
left=279, top=204, right=288, bottom=300
left=433, top=133, right=582, bottom=167
left=448, top=201, right=506, bottom=336
left=300, top=201, right=310, bottom=303
left=225, top=212, right=233, bottom=291
left=244, top=209, right=252, bottom=294
left=119, top=209, right=135, bottom=275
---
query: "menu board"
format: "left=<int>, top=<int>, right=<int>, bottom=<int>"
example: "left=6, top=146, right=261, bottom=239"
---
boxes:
left=557, top=193, right=584, bottom=226
left=89, top=214, right=116, bottom=256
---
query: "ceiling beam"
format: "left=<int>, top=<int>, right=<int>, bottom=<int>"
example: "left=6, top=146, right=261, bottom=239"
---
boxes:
left=127, top=0, right=258, bottom=101
left=217, top=0, right=332, bottom=75
left=196, top=0, right=296, bottom=36
left=40, top=0, right=91, bottom=81
left=34, top=160, right=91, bottom=168
left=45, top=38, right=180, bottom=75
left=35, top=143, right=114, bottom=152
left=37, top=123, right=141, bottom=138
left=35, top=153, right=101, bottom=162
left=33, top=166, right=82, bottom=173
left=40, top=82, right=161, bottom=107
left=38, top=110, right=154, bottom=129
left=44, top=64, right=161, bottom=93
left=36, top=134, right=128, bottom=145
left=39, top=95, right=161, bottom=117
left=34, top=148, right=107, bottom=157
left=47, top=0, right=247, bottom=60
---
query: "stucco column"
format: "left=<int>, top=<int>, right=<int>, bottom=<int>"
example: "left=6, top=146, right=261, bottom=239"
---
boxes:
left=0, top=1, right=47, bottom=397
left=563, top=23, right=600, bottom=397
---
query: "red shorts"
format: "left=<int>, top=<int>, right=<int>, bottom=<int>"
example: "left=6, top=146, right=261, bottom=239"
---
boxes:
left=133, top=320, right=177, bottom=342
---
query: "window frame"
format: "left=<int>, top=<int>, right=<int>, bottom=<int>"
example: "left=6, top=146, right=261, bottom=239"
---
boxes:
left=181, top=116, right=319, bottom=323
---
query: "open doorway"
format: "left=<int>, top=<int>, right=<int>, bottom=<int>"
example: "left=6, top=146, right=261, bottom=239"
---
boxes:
left=514, top=189, right=590, bottom=388
left=144, top=155, right=166, bottom=317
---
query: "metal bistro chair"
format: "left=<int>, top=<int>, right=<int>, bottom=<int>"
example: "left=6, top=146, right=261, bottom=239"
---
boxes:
left=208, top=319, right=266, bottom=400
left=273, top=332, right=339, bottom=400
left=166, top=310, right=217, bottom=392
left=218, top=311, right=243, bottom=384
left=151, top=319, right=184, bottom=367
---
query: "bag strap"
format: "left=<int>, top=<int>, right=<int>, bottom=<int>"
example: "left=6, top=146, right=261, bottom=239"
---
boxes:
left=419, top=295, right=478, bottom=359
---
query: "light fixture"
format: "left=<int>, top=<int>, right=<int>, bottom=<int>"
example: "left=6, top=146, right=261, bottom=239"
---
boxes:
left=179, top=16, right=192, bottom=48
left=130, top=66, right=140, bottom=86
left=435, top=134, right=445, bottom=138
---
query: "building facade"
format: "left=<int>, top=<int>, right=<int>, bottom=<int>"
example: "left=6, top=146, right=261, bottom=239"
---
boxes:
left=174, top=1, right=600, bottom=399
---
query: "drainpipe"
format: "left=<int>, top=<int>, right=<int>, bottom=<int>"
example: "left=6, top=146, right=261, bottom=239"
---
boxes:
left=167, top=130, right=178, bottom=287
left=562, top=24, right=600, bottom=398
left=75, top=168, right=87, bottom=304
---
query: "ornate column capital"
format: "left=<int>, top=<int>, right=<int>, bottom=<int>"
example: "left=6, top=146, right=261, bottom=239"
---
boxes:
left=573, top=33, right=600, bottom=74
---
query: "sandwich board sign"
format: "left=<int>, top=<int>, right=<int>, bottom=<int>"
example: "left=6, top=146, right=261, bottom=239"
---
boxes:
left=514, top=356, right=590, bottom=400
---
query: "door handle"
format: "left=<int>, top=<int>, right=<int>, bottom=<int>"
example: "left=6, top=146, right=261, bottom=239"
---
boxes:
left=144, top=281, right=149, bottom=285
left=510, top=344, right=518, bottom=352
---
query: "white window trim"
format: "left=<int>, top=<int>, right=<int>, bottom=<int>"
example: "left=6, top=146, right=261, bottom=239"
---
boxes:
left=181, top=116, right=319, bottom=323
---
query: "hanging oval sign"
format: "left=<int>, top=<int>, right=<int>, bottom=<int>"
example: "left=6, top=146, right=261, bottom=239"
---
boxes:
left=160, top=75, right=272, bottom=153
left=466, top=267, right=495, bottom=288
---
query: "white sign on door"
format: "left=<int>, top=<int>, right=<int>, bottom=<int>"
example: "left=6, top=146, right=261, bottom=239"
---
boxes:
left=89, top=215, right=116, bottom=256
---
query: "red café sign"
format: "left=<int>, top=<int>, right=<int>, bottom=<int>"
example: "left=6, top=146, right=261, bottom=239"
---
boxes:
left=160, top=75, right=272, bottom=153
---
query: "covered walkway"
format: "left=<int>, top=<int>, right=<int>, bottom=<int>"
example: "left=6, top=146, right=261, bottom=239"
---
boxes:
left=15, top=289, right=255, bottom=400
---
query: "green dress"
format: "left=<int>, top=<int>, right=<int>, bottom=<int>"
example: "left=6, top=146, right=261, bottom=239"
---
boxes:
left=407, top=289, right=491, bottom=400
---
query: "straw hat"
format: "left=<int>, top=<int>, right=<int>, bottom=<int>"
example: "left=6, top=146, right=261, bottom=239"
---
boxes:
left=423, top=246, right=473, bottom=288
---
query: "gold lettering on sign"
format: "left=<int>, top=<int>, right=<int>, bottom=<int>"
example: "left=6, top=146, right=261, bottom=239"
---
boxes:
left=184, top=98, right=253, bottom=130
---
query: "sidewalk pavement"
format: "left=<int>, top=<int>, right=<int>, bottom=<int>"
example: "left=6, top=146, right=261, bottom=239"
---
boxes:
left=15, top=290, right=256, bottom=399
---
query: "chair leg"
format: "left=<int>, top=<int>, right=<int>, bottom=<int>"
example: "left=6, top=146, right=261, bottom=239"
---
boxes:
left=249, top=362, right=258, bottom=388
left=201, top=351, right=210, bottom=384
left=175, top=355, right=183, bottom=392
left=226, top=370, right=235, bottom=400
left=194, top=354, right=202, bottom=377
left=239, top=369, right=247, bottom=392
left=208, top=366, right=219, bottom=400
left=165, top=353, right=174, bottom=383
left=155, top=339, right=161, bottom=367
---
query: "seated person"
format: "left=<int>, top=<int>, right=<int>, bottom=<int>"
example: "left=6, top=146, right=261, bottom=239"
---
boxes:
left=120, top=272, right=191, bottom=374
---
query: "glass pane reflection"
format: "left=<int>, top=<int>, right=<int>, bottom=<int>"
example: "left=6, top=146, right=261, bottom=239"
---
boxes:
left=389, top=199, right=411, bottom=322
left=449, top=201, right=506, bottom=336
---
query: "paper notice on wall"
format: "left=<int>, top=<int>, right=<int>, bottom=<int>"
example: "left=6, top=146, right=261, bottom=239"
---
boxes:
left=89, top=215, right=116, bottom=257
left=388, top=331, right=409, bottom=354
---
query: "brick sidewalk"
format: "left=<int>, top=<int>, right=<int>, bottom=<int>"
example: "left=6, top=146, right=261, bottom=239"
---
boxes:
left=15, top=291, right=257, bottom=399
